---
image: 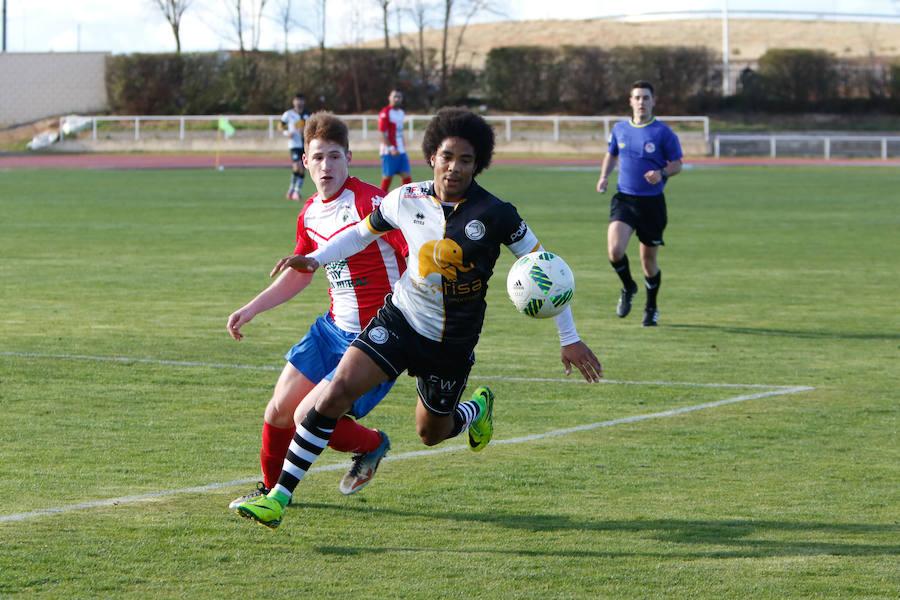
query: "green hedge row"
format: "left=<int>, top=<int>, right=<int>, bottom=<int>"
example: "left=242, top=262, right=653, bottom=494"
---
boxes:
left=105, top=46, right=900, bottom=115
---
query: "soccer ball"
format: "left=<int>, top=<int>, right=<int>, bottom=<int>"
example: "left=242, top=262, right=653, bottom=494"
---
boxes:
left=506, top=251, right=575, bottom=318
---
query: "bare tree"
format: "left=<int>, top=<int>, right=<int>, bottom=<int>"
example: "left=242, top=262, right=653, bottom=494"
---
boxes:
left=223, top=0, right=247, bottom=52
left=315, top=0, right=327, bottom=71
left=438, top=0, right=502, bottom=100
left=222, top=0, right=269, bottom=51
left=250, top=0, right=269, bottom=50
left=271, top=0, right=323, bottom=52
left=273, top=0, right=294, bottom=54
left=149, top=0, right=193, bottom=54
left=375, top=0, right=391, bottom=50
left=401, top=0, right=437, bottom=84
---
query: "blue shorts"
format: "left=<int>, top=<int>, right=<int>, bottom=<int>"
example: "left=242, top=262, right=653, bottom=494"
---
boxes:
left=381, top=153, right=410, bottom=177
left=285, top=312, right=393, bottom=419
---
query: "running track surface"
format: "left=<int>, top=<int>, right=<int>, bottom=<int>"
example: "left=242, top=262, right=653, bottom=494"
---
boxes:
left=2, top=152, right=898, bottom=169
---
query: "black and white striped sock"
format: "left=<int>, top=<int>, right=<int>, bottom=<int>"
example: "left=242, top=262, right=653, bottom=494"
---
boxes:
left=449, top=400, right=480, bottom=439
left=270, top=408, right=336, bottom=504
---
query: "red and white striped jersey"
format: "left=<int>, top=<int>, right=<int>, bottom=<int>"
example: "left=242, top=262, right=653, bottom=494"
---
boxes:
left=377, top=105, right=406, bottom=155
left=295, top=176, right=407, bottom=332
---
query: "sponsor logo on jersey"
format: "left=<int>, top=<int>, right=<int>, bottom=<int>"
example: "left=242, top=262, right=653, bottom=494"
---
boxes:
left=414, top=212, right=426, bottom=225
left=510, top=219, right=527, bottom=243
left=441, top=278, right=483, bottom=299
left=332, top=276, right=371, bottom=289
left=465, top=220, right=486, bottom=241
left=407, top=186, right=428, bottom=199
left=418, top=238, right=473, bottom=279
left=325, top=259, right=347, bottom=279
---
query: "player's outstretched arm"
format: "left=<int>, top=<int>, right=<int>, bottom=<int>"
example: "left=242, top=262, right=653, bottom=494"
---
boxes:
left=271, top=254, right=319, bottom=276
left=561, top=341, right=603, bottom=382
left=550, top=303, right=602, bottom=382
left=227, top=268, right=313, bottom=340
left=271, top=219, right=382, bottom=278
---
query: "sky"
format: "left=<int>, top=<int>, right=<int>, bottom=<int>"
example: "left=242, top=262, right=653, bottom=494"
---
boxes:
left=3, top=0, right=899, bottom=55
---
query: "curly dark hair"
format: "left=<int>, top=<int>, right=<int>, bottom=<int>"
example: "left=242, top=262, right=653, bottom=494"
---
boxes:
left=421, top=108, right=495, bottom=176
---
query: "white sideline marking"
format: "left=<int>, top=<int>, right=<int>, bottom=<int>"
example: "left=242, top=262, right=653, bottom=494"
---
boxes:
left=1, top=351, right=800, bottom=389
left=0, top=350, right=813, bottom=524
left=0, top=351, right=283, bottom=372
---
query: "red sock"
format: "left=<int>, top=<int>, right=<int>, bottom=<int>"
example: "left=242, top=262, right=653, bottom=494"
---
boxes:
left=401, top=176, right=412, bottom=185
left=380, top=176, right=392, bottom=193
left=260, top=422, right=295, bottom=489
left=328, top=416, right=382, bottom=454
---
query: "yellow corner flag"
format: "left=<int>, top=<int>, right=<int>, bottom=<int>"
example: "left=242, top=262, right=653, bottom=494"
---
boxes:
left=218, top=116, right=235, bottom=138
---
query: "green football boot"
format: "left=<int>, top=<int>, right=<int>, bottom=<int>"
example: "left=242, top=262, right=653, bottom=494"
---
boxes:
left=467, top=386, right=495, bottom=452
left=236, top=494, right=285, bottom=530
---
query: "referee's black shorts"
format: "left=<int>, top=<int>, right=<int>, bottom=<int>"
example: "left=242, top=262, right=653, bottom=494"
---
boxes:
left=609, top=192, right=667, bottom=246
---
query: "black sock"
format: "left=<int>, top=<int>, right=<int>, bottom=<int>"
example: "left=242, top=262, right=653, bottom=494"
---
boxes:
left=645, top=270, right=661, bottom=309
left=610, top=256, right=636, bottom=291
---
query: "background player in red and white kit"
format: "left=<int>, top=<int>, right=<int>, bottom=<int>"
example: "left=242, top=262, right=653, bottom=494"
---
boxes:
left=226, top=112, right=407, bottom=508
left=377, top=88, right=412, bottom=193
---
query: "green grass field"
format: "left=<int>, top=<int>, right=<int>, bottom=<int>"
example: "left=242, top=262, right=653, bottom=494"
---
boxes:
left=1, top=162, right=897, bottom=599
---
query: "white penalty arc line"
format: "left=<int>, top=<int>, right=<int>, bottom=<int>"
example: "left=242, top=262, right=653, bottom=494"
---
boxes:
left=0, top=384, right=813, bottom=524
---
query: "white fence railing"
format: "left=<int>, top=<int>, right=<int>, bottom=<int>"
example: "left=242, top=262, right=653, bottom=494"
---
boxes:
left=713, top=134, right=900, bottom=160
left=60, top=114, right=710, bottom=144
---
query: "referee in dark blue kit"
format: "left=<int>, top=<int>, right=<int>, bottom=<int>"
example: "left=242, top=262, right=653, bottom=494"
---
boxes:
left=597, top=80, right=683, bottom=327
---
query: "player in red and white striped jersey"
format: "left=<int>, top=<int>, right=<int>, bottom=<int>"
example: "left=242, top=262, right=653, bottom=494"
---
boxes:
left=226, top=113, right=407, bottom=507
left=377, top=89, right=412, bottom=193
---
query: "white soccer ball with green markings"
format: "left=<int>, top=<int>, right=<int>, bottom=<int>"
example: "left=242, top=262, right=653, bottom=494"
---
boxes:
left=506, top=251, right=575, bottom=318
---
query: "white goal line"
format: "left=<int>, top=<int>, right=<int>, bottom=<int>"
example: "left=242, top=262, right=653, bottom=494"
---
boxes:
left=0, top=350, right=814, bottom=524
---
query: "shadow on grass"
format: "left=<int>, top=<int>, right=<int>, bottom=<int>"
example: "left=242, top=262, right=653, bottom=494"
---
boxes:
left=294, top=502, right=899, bottom=559
left=667, top=323, right=900, bottom=341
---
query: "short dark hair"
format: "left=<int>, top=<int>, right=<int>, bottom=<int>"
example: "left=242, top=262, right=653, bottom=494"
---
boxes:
left=421, top=108, right=495, bottom=176
left=304, top=111, right=349, bottom=153
left=294, top=93, right=305, bottom=100
left=631, top=80, right=654, bottom=95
